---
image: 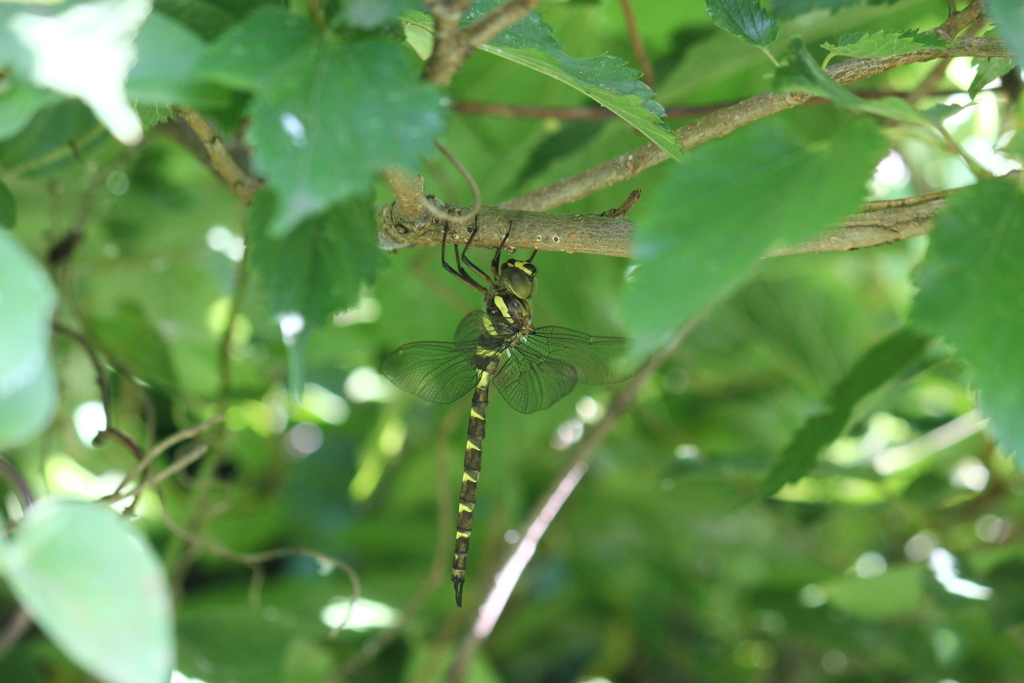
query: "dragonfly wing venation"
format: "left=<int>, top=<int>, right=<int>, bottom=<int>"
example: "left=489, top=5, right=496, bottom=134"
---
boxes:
left=526, top=327, right=632, bottom=384
left=493, top=341, right=577, bottom=414
left=381, top=341, right=479, bottom=404
left=454, top=309, right=514, bottom=368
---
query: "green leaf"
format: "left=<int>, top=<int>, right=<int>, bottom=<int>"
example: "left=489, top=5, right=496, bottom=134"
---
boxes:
left=251, top=41, right=443, bottom=236
left=0, top=498, right=175, bottom=683
left=463, top=0, right=665, bottom=117
left=403, top=5, right=682, bottom=161
left=249, top=190, right=381, bottom=397
left=913, top=178, right=1024, bottom=462
left=706, top=0, right=778, bottom=49
left=89, top=302, right=179, bottom=390
left=248, top=191, right=383, bottom=327
left=0, top=649, right=44, bottom=683
left=761, top=328, right=930, bottom=496
left=920, top=103, right=964, bottom=125
left=821, top=29, right=947, bottom=59
left=969, top=57, right=1015, bottom=100
left=824, top=564, right=925, bottom=621
left=0, top=83, right=62, bottom=142
left=623, top=116, right=887, bottom=358
left=339, top=0, right=418, bottom=29
left=202, top=8, right=445, bottom=235
left=773, top=38, right=933, bottom=127
left=178, top=601, right=302, bottom=683
left=987, top=0, right=1024, bottom=70
left=129, top=10, right=230, bottom=109
left=0, top=361, right=56, bottom=450
left=512, top=119, right=605, bottom=189
left=0, top=178, right=14, bottom=228
left=281, top=635, right=335, bottom=683
left=0, top=0, right=151, bottom=144
left=0, top=99, right=109, bottom=176
left=135, top=102, right=176, bottom=130
left=0, top=230, right=56, bottom=400
left=197, top=6, right=319, bottom=92
left=0, top=217, right=57, bottom=449
left=149, top=0, right=244, bottom=41
left=769, top=0, right=871, bottom=20
left=1002, top=131, right=1024, bottom=161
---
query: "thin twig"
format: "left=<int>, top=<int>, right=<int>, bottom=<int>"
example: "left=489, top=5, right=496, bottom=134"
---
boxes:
left=95, top=428, right=146, bottom=462
left=503, top=9, right=999, bottom=212
left=422, top=0, right=475, bottom=85
left=0, top=454, right=33, bottom=661
left=423, top=0, right=543, bottom=85
left=47, top=156, right=119, bottom=266
left=768, top=190, right=955, bottom=256
left=158, top=501, right=361, bottom=636
left=380, top=182, right=966, bottom=259
left=444, top=316, right=703, bottom=683
left=165, top=437, right=231, bottom=596
left=177, top=108, right=262, bottom=203
left=0, top=454, right=34, bottom=510
left=907, top=58, right=953, bottom=106
left=379, top=193, right=635, bottom=256
left=911, top=13, right=986, bottom=106
left=619, top=0, right=654, bottom=88
left=422, top=141, right=483, bottom=225
left=463, top=0, right=543, bottom=48
left=936, top=123, right=992, bottom=179
left=152, top=416, right=224, bottom=463
left=103, top=443, right=210, bottom=504
left=52, top=323, right=111, bottom=417
left=51, top=323, right=148, bottom=462
left=453, top=91, right=966, bottom=121
left=454, top=101, right=727, bottom=119
left=383, top=169, right=433, bottom=233
left=0, top=608, right=31, bottom=663
left=108, top=416, right=224, bottom=498
left=600, top=189, right=642, bottom=218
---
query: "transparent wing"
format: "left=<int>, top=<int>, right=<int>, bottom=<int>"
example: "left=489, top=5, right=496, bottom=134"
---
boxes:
left=493, top=340, right=577, bottom=414
left=381, top=341, right=479, bottom=404
left=454, top=309, right=514, bottom=368
left=526, top=327, right=632, bottom=384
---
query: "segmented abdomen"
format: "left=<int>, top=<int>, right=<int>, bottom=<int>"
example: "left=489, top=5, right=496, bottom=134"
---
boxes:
left=451, top=369, right=491, bottom=607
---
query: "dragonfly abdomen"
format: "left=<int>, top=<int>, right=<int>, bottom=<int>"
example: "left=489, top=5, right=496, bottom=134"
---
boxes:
left=452, top=368, right=492, bottom=607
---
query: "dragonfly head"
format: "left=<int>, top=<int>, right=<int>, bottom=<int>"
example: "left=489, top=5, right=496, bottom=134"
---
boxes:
left=500, top=259, right=537, bottom=300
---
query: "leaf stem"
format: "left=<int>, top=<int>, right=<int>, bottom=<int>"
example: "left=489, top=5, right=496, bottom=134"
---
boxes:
left=936, top=123, right=993, bottom=180
left=618, top=0, right=655, bottom=88
left=176, top=108, right=262, bottom=203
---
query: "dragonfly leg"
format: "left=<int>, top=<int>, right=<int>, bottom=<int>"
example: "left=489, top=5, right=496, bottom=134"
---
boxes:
left=491, top=222, right=513, bottom=279
left=459, top=218, right=492, bottom=284
left=442, top=224, right=486, bottom=293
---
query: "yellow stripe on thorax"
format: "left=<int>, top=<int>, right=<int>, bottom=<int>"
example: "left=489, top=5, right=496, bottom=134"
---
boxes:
left=493, top=295, right=512, bottom=322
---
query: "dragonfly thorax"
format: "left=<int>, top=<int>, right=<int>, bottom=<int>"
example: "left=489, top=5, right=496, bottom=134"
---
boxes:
left=488, top=291, right=532, bottom=328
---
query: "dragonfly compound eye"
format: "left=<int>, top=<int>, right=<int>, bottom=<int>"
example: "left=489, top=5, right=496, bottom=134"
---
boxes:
left=503, top=264, right=536, bottom=299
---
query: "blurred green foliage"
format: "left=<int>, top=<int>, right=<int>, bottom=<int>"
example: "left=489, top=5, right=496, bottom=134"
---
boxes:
left=0, top=0, right=1023, bottom=683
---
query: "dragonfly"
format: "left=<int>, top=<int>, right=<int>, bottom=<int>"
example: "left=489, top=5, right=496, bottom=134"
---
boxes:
left=382, top=224, right=631, bottom=607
